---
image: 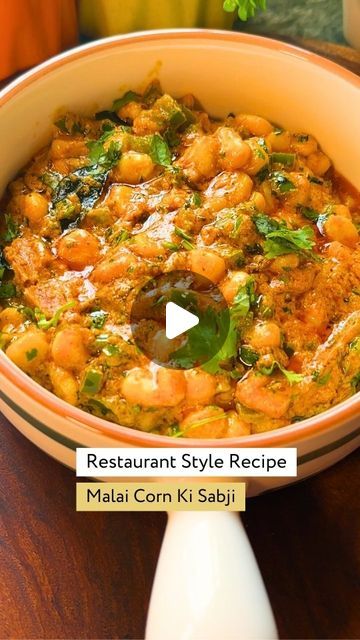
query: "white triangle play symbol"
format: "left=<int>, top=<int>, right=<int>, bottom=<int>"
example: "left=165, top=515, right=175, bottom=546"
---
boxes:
left=165, top=301, right=199, bottom=340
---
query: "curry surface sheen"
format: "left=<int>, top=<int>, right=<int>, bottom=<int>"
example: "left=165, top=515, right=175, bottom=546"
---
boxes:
left=1, top=83, right=359, bottom=438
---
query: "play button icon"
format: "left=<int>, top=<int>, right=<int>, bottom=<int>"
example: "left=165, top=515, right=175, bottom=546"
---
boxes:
left=130, top=270, right=230, bottom=370
left=165, top=302, right=199, bottom=340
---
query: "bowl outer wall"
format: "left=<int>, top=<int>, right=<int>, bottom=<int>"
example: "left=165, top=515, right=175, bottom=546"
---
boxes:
left=1, top=368, right=359, bottom=495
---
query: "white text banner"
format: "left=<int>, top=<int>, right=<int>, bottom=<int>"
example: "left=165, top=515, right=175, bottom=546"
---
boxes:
left=76, top=448, right=297, bottom=477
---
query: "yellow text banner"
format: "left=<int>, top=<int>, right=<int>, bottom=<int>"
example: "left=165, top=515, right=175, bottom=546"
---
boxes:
left=76, top=482, right=246, bottom=511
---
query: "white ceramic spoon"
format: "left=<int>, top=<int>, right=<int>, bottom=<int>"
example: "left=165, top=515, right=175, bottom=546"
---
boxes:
left=146, top=511, right=278, bottom=640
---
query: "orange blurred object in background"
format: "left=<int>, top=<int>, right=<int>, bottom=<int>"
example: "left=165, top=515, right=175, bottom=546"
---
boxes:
left=0, top=0, right=78, bottom=81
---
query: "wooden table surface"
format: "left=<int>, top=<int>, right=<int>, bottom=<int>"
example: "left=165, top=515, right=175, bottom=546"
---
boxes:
left=1, top=38, right=360, bottom=640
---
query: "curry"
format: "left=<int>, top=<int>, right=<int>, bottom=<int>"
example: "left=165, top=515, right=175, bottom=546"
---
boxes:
left=1, top=82, right=359, bottom=438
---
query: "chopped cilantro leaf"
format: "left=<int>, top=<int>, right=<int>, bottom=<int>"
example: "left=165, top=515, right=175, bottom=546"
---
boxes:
left=264, top=226, right=315, bottom=259
left=149, top=134, right=172, bottom=166
left=270, top=171, right=295, bottom=194
left=2, top=214, right=20, bottom=243
left=171, top=278, right=256, bottom=374
left=55, top=117, right=83, bottom=135
left=202, top=312, right=238, bottom=374
left=170, top=306, right=231, bottom=372
left=51, top=129, right=121, bottom=219
left=26, top=348, right=38, bottom=361
left=253, top=212, right=316, bottom=259
left=259, top=361, right=304, bottom=384
left=300, top=207, right=320, bottom=222
left=253, top=212, right=279, bottom=236
left=0, top=283, right=16, bottom=299
left=86, top=136, right=120, bottom=168
left=312, top=370, right=331, bottom=385
left=232, top=279, right=256, bottom=318
left=239, top=345, right=259, bottom=366
left=112, top=90, right=141, bottom=112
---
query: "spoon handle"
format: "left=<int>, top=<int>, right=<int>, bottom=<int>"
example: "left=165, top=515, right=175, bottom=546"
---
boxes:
left=146, top=510, right=278, bottom=640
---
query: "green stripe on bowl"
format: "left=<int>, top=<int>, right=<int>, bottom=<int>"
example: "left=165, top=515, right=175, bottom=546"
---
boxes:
left=297, top=427, right=360, bottom=464
left=0, top=388, right=81, bottom=450
left=0, top=388, right=359, bottom=463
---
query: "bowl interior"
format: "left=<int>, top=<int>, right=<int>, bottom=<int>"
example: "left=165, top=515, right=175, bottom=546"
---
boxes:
left=1, top=31, right=360, bottom=197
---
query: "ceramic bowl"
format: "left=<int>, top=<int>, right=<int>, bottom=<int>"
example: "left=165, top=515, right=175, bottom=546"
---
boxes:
left=0, top=29, right=359, bottom=490
left=0, top=31, right=359, bottom=639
